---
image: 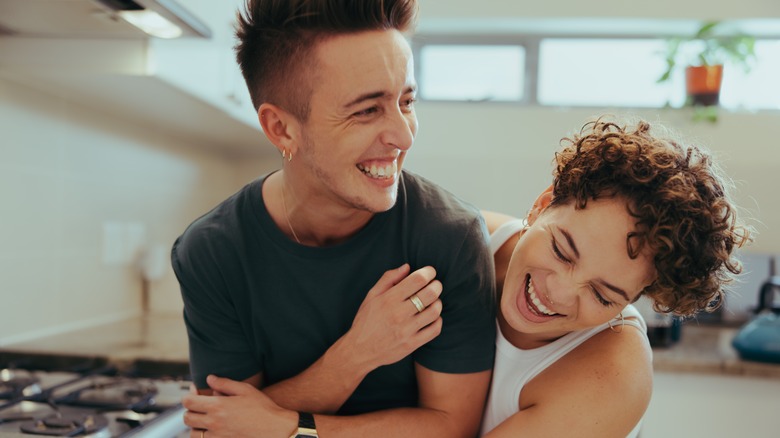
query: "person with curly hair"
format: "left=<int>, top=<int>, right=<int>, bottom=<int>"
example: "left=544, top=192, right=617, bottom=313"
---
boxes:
left=480, top=117, right=751, bottom=438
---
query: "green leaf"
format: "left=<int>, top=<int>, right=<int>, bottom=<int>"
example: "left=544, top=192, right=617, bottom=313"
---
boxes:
left=694, top=21, right=720, bottom=39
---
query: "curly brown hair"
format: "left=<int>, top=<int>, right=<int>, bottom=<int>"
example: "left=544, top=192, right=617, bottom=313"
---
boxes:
left=550, top=118, right=752, bottom=316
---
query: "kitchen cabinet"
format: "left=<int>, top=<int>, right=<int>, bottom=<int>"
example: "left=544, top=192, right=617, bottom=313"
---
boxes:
left=0, top=0, right=268, bottom=157
left=150, top=30, right=256, bottom=131
left=149, top=0, right=258, bottom=131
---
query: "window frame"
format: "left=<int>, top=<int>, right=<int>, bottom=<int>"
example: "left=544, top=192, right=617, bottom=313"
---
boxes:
left=412, top=33, right=780, bottom=111
left=412, top=34, right=539, bottom=105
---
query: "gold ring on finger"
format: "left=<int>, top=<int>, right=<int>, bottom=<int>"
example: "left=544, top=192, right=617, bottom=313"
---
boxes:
left=410, top=294, right=425, bottom=313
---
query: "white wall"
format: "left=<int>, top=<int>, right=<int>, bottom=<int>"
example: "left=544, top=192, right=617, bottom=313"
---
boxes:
left=419, top=0, right=780, bottom=20
left=0, top=78, right=278, bottom=345
left=407, top=103, right=780, bottom=254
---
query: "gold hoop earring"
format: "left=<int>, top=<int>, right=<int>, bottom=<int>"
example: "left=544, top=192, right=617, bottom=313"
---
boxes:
left=608, top=312, right=624, bottom=333
left=281, top=149, right=293, bottom=162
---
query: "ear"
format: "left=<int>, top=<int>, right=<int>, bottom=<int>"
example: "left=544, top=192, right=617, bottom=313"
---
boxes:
left=257, top=103, right=301, bottom=156
left=527, top=184, right=554, bottom=226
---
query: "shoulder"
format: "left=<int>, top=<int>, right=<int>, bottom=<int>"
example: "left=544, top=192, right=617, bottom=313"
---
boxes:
left=173, top=178, right=263, bottom=268
left=538, top=325, right=652, bottom=400
left=400, top=171, right=481, bottom=227
left=400, top=171, right=492, bottom=254
left=482, top=210, right=519, bottom=235
left=519, top=325, right=652, bottom=436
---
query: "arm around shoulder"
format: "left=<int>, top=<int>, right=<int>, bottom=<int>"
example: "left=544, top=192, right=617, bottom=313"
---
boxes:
left=311, top=364, right=492, bottom=438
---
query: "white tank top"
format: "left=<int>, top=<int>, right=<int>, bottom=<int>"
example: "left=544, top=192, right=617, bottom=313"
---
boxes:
left=481, top=219, right=648, bottom=437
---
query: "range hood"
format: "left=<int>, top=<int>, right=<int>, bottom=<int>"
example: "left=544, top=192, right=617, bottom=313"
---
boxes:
left=0, top=0, right=211, bottom=39
left=0, top=0, right=263, bottom=158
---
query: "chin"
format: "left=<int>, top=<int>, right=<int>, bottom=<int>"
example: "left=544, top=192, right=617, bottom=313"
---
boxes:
left=367, top=194, right=398, bottom=213
left=362, top=181, right=400, bottom=212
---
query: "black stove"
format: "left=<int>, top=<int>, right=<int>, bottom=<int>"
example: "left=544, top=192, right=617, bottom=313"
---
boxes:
left=0, top=351, right=191, bottom=437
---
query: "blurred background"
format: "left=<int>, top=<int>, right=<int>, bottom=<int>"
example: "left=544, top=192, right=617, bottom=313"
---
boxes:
left=1, top=1, right=779, bottom=436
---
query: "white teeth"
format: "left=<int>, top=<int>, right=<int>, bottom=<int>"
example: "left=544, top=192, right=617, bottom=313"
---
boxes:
left=527, top=277, right=557, bottom=316
left=358, top=162, right=397, bottom=179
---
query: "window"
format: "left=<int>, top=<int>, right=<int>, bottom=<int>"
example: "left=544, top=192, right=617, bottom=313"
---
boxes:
left=537, top=39, right=675, bottom=107
left=720, top=40, right=780, bottom=110
left=414, top=36, right=780, bottom=110
left=418, top=44, right=526, bottom=102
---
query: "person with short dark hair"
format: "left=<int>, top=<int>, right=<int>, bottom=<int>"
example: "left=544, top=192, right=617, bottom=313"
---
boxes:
left=173, top=1, right=496, bottom=437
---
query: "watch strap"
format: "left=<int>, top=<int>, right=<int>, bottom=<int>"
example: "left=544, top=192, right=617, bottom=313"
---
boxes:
left=289, top=411, right=318, bottom=438
left=299, top=412, right=316, bottom=429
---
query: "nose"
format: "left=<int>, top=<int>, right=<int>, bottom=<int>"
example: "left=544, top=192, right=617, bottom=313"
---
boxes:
left=380, top=107, right=416, bottom=151
left=545, top=271, right=578, bottom=308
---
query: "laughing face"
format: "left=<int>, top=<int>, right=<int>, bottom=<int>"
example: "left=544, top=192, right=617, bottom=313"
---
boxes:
left=293, top=29, right=418, bottom=214
left=499, top=196, right=656, bottom=349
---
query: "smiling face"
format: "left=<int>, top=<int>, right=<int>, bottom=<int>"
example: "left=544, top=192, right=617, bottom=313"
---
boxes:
left=500, top=196, right=656, bottom=349
left=292, top=29, right=417, bottom=214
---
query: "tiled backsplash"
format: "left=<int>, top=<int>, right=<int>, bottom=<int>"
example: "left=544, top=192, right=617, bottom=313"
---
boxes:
left=0, top=78, right=277, bottom=345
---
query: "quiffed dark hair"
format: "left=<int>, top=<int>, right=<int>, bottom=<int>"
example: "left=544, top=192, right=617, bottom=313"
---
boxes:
left=234, top=0, right=418, bottom=120
left=551, top=117, right=752, bottom=316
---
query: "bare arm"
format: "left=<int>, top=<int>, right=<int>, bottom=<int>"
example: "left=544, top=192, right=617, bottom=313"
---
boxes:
left=184, top=365, right=492, bottom=438
left=484, top=324, right=653, bottom=438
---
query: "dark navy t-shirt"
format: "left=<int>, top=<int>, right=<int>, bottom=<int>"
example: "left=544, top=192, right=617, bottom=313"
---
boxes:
left=172, top=170, right=496, bottom=414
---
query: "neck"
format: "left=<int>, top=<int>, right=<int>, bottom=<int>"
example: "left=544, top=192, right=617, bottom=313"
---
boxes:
left=269, top=171, right=375, bottom=247
left=497, top=310, right=567, bottom=350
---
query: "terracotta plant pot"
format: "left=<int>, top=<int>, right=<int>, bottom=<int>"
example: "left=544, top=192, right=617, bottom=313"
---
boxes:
left=685, top=65, right=723, bottom=106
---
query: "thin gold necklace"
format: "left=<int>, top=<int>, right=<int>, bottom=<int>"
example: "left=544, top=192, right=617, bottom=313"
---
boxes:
left=281, top=184, right=302, bottom=244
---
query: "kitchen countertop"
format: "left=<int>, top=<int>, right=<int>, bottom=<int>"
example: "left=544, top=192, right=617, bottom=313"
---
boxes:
left=653, top=323, right=780, bottom=378
left=2, top=313, right=190, bottom=371
left=3, top=315, right=780, bottom=378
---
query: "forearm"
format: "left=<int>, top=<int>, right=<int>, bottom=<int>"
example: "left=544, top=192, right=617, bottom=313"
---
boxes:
left=304, top=368, right=488, bottom=438
left=312, top=406, right=475, bottom=438
left=262, top=334, right=373, bottom=414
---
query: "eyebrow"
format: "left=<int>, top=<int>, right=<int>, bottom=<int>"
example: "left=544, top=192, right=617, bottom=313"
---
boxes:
left=597, top=280, right=631, bottom=302
left=343, top=91, right=386, bottom=109
left=342, top=86, right=417, bottom=109
left=558, top=227, right=630, bottom=302
left=559, top=228, right=580, bottom=259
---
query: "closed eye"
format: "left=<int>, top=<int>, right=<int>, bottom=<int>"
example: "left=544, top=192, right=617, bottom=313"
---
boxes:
left=553, top=236, right=615, bottom=307
left=353, top=106, right=379, bottom=117
left=591, top=286, right=615, bottom=307
left=551, top=237, right=572, bottom=264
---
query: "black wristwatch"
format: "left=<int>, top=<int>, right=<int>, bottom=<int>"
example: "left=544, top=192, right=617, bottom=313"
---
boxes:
left=288, top=412, right=318, bottom=438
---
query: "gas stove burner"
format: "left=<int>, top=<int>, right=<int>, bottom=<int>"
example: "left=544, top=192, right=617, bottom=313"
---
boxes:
left=19, top=413, right=109, bottom=437
left=0, top=369, right=42, bottom=399
left=59, top=379, right=157, bottom=410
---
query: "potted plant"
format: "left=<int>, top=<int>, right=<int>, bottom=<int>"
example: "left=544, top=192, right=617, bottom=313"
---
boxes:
left=657, top=21, right=756, bottom=120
